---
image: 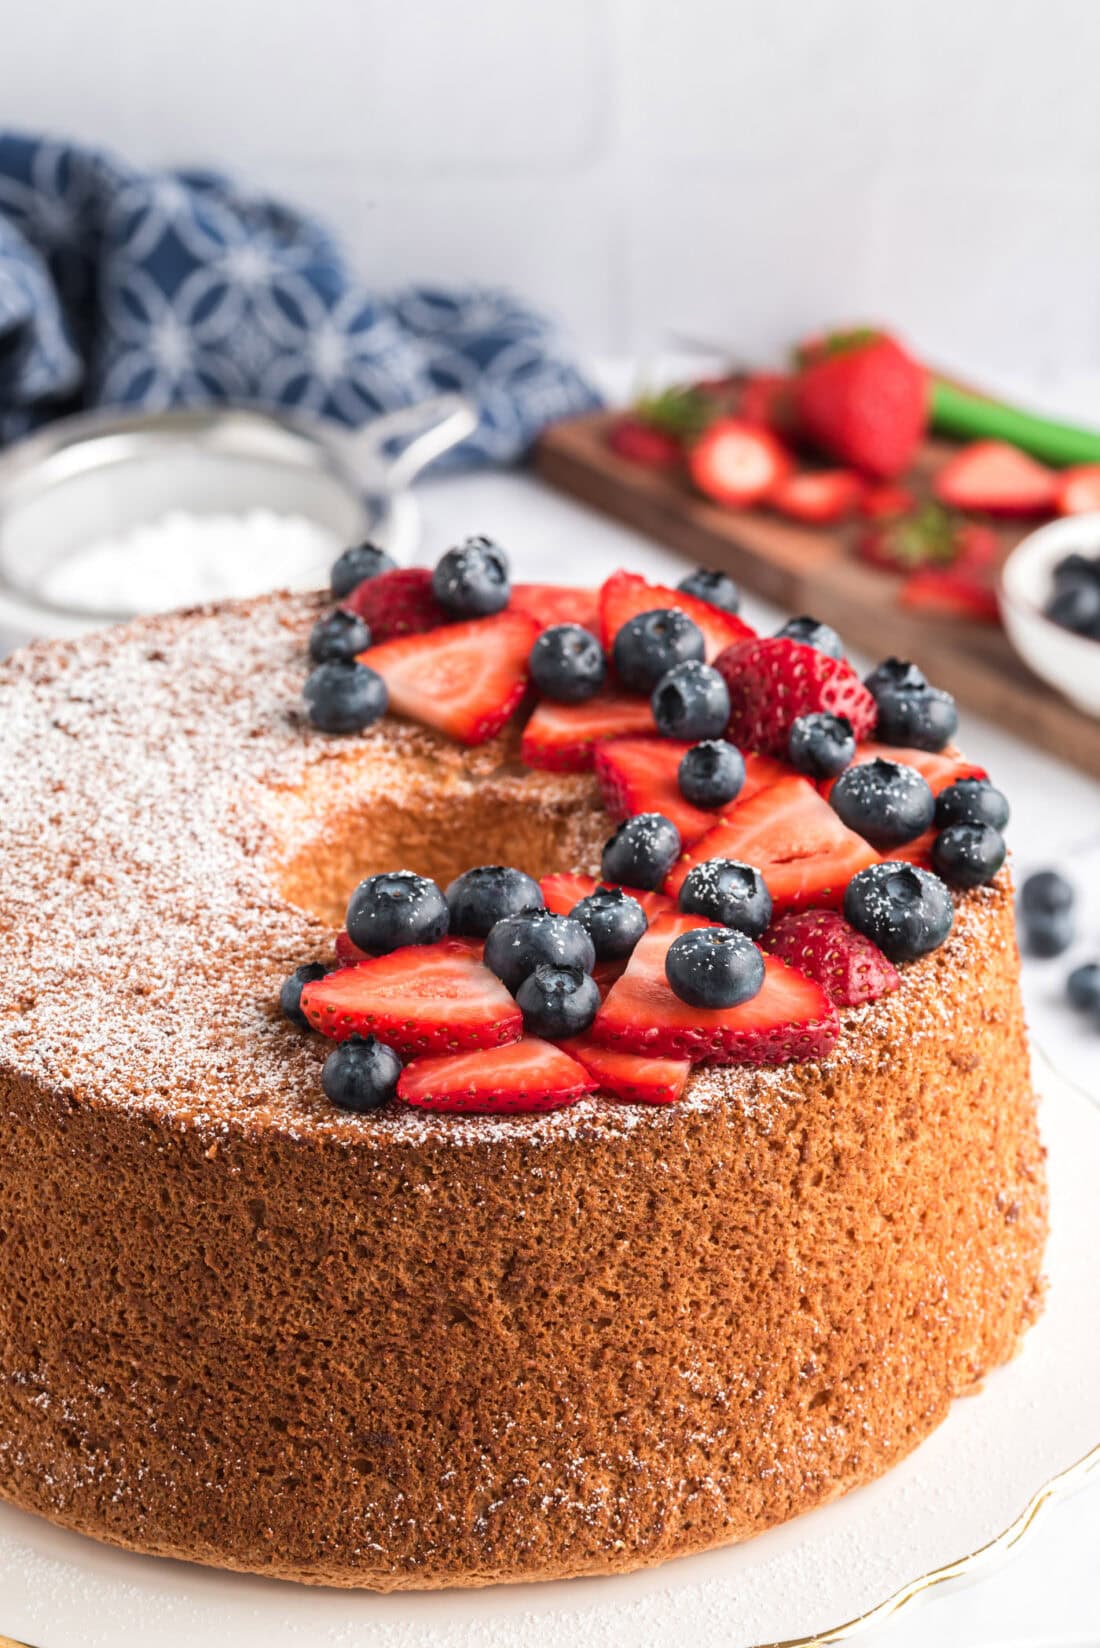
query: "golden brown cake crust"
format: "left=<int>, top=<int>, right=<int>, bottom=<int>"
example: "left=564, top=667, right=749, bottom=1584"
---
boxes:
left=0, top=592, right=1047, bottom=1588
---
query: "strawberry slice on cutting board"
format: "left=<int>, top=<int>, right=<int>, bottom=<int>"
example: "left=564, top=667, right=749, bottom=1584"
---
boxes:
left=591, top=914, right=838, bottom=1065
left=510, top=583, right=600, bottom=634
left=933, top=440, right=1056, bottom=516
left=398, top=1037, right=595, bottom=1114
left=557, top=1035, right=691, bottom=1106
left=300, top=939, right=522, bottom=1056
left=665, top=775, right=880, bottom=914
left=597, top=569, right=756, bottom=662
left=520, top=690, right=657, bottom=772
left=359, top=609, right=539, bottom=746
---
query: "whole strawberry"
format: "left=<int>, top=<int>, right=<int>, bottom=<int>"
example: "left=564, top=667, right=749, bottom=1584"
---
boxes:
left=794, top=329, right=927, bottom=479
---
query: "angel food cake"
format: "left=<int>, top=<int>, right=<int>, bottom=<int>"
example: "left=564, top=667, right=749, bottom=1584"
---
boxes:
left=0, top=538, right=1046, bottom=1589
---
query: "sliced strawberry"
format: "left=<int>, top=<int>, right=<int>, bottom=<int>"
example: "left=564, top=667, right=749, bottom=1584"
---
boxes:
left=770, top=469, right=863, bottom=525
left=597, top=568, right=756, bottom=663
left=715, top=636, right=876, bottom=758
left=300, top=939, right=522, bottom=1056
left=510, top=583, right=599, bottom=633
left=520, top=690, right=656, bottom=772
left=933, top=440, right=1056, bottom=517
left=334, top=930, right=370, bottom=966
left=608, top=416, right=682, bottom=469
left=538, top=871, right=676, bottom=924
left=739, top=372, right=799, bottom=438
left=592, top=914, right=838, bottom=1065
left=595, top=737, right=718, bottom=846
left=741, top=751, right=802, bottom=799
left=558, top=1035, right=691, bottom=1106
left=859, top=483, right=916, bottom=520
left=900, top=568, right=1001, bottom=623
left=762, top=910, right=900, bottom=1007
left=398, top=1036, right=595, bottom=1114
left=360, top=609, right=538, bottom=746
left=344, top=567, right=448, bottom=640
left=665, top=775, right=879, bottom=914
left=1055, top=464, right=1100, bottom=516
left=688, top=418, right=793, bottom=507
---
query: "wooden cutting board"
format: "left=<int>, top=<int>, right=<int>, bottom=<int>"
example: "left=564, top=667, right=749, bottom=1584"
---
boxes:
left=535, top=409, right=1100, bottom=779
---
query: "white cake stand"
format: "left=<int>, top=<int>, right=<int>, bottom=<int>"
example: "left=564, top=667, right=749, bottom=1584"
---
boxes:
left=1, top=1052, right=1097, bottom=1648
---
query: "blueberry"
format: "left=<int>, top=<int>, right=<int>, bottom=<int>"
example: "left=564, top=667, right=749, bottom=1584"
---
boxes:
left=844, top=863, right=954, bottom=963
left=830, top=758, right=935, bottom=849
left=664, top=926, right=765, bottom=1009
left=444, top=865, right=544, bottom=939
left=677, top=567, right=741, bottom=614
left=678, top=859, right=772, bottom=939
left=431, top=536, right=510, bottom=618
left=678, top=739, right=746, bottom=809
left=1045, top=579, right=1100, bottom=635
left=651, top=660, right=730, bottom=740
left=931, top=823, right=1006, bottom=889
left=612, top=608, right=705, bottom=694
left=515, top=965, right=600, bottom=1038
left=601, top=812, right=682, bottom=891
left=309, top=608, right=372, bottom=665
left=570, top=886, right=648, bottom=961
left=872, top=684, right=959, bottom=752
left=303, top=659, right=388, bottom=734
left=330, top=542, right=396, bottom=599
left=1020, top=870, right=1075, bottom=916
left=346, top=871, right=449, bottom=954
left=279, top=961, right=327, bottom=1029
left=788, top=712, right=855, bottom=780
left=1053, top=552, right=1100, bottom=588
left=775, top=615, right=844, bottom=659
left=1067, top=960, right=1100, bottom=1011
left=321, top=1035, right=403, bottom=1112
left=483, top=911, right=596, bottom=994
left=529, top=624, right=606, bottom=703
left=865, top=657, right=928, bottom=698
left=1024, top=910, right=1075, bottom=958
left=934, top=778, right=1010, bottom=831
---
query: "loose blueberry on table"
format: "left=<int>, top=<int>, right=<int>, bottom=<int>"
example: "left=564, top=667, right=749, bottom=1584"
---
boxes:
left=283, top=543, right=1011, bottom=1113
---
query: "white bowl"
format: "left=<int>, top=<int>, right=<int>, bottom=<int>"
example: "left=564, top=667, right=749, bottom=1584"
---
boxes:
left=1000, top=513, right=1100, bottom=716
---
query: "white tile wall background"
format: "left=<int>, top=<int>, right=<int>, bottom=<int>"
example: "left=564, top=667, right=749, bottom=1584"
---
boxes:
left=2, top=0, right=1099, bottom=379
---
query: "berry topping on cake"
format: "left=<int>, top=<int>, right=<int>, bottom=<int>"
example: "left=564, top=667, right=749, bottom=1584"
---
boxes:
left=397, top=1037, right=595, bottom=1114
left=280, top=961, right=328, bottom=1028
left=934, top=777, right=1010, bottom=831
left=300, top=939, right=522, bottom=1054
left=360, top=609, right=538, bottom=746
left=483, top=911, right=596, bottom=994
left=510, top=583, right=599, bottom=633
left=344, top=567, right=448, bottom=640
left=677, top=567, right=741, bottom=614
left=303, top=659, right=388, bottom=734
left=557, top=1037, right=691, bottom=1106
left=678, top=859, right=773, bottom=938
left=864, top=659, right=959, bottom=752
left=612, top=608, right=705, bottom=694
left=829, top=758, right=936, bottom=850
left=762, top=910, right=900, bottom=1006
left=788, top=712, right=855, bottom=780
left=667, top=776, right=879, bottom=915
left=334, top=930, right=370, bottom=966
left=321, top=1034, right=403, bottom=1112
left=651, top=660, right=731, bottom=741
left=520, top=690, right=656, bottom=772
left=602, top=812, right=682, bottom=891
left=539, top=873, right=675, bottom=924
left=715, top=636, right=876, bottom=759
left=516, top=964, right=601, bottom=1039
left=773, top=615, right=844, bottom=659
left=664, top=925, right=765, bottom=1009
left=309, top=609, right=372, bottom=665
left=329, top=541, right=396, bottom=599
left=569, top=885, right=649, bottom=961
left=843, top=863, right=954, bottom=963
left=596, top=736, right=724, bottom=846
left=592, top=914, right=839, bottom=1064
left=346, top=871, right=449, bottom=954
left=678, top=738, right=746, bottom=810
left=931, top=823, right=1006, bottom=889
left=444, top=865, right=544, bottom=939
left=528, top=623, right=607, bottom=702
left=431, top=535, right=511, bottom=618
left=598, top=568, right=755, bottom=663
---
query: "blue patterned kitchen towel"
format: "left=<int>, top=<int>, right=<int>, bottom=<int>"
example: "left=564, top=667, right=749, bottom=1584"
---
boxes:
left=0, top=134, right=599, bottom=465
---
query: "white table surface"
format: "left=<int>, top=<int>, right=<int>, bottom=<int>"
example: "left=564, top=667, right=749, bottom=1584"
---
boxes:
left=416, top=460, right=1100, bottom=1648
